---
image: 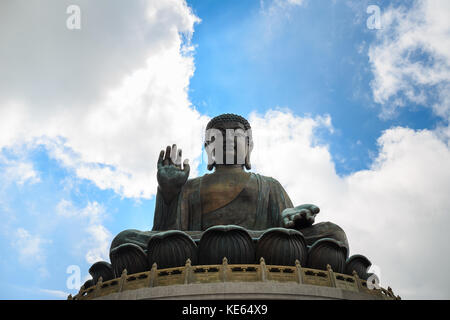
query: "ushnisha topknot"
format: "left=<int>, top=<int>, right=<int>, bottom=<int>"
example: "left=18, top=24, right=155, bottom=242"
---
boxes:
left=206, top=113, right=251, bottom=131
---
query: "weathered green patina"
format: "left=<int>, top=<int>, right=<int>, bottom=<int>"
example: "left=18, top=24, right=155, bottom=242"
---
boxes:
left=107, top=114, right=350, bottom=277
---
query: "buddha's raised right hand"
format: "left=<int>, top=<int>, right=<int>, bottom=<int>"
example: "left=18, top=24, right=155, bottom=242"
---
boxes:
left=157, top=144, right=190, bottom=203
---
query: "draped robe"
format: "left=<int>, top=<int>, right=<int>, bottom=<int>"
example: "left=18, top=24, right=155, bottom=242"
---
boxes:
left=110, top=172, right=349, bottom=251
left=152, top=172, right=293, bottom=231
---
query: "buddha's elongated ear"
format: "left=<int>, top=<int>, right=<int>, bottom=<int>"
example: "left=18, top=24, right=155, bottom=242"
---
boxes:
left=244, top=155, right=251, bottom=170
left=205, top=142, right=215, bottom=171
left=244, top=130, right=253, bottom=170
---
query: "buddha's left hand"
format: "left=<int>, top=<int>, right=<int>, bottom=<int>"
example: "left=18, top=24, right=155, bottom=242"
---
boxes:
left=281, top=204, right=320, bottom=229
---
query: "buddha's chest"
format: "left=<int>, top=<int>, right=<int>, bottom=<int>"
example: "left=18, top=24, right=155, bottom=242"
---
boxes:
left=200, top=175, right=260, bottom=230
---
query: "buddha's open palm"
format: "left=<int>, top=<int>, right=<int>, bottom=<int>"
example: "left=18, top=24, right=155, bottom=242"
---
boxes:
left=281, top=204, right=320, bottom=229
left=157, top=144, right=190, bottom=202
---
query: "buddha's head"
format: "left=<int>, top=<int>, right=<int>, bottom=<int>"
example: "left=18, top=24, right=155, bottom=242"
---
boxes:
left=204, top=113, right=254, bottom=171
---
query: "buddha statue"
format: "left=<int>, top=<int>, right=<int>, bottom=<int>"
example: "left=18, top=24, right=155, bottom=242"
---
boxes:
left=85, top=114, right=366, bottom=287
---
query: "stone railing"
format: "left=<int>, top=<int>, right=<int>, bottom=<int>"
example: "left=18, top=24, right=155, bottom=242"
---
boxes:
left=69, top=258, right=400, bottom=300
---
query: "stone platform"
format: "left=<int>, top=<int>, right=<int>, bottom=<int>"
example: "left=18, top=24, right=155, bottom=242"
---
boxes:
left=69, top=258, right=399, bottom=300
left=91, top=281, right=388, bottom=300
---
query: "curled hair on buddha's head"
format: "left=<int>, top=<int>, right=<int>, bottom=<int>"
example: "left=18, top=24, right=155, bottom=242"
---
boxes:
left=205, top=113, right=251, bottom=131
left=204, top=113, right=253, bottom=171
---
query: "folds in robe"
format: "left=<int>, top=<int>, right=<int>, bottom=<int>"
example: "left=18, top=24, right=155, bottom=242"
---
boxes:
left=152, top=173, right=293, bottom=231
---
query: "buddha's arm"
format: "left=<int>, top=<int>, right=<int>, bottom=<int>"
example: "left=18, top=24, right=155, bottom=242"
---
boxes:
left=152, top=187, right=183, bottom=230
left=267, top=178, right=294, bottom=227
left=152, top=145, right=190, bottom=231
left=270, top=178, right=319, bottom=229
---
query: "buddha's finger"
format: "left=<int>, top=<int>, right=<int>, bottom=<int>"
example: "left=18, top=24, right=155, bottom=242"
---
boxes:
left=183, top=159, right=190, bottom=174
left=163, top=145, right=171, bottom=165
left=310, top=205, right=320, bottom=214
left=158, top=150, right=165, bottom=169
left=293, top=209, right=308, bottom=222
left=171, top=144, right=178, bottom=164
left=175, top=149, right=182, bottom=168
left=283, top=217, right=294, bottom=228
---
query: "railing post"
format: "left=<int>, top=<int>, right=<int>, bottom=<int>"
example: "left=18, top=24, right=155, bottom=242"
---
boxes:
left=93, top=276, right=103, bottom=298
left=75, top=285, right=85, bottom=300
left=259, top=257, right=267, bottom=282
left=295, top=259, right=303, bottom=284
left=148, top=263, right=157, bottom=287
left=118, top=269, right=128, bottom=292
left=327, top=264, right=337, bottom=288
left=184, top=259, right=192, bottom=284
left=352, top=270, right=363, bottom=292
left=221, top=257, right=229, bottom=282
left=387, top=287, right=395, bottom=298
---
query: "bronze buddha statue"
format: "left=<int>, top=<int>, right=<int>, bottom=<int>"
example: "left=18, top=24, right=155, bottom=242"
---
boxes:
left=152, top=113, right=347, bottom=241
left=83, top=113, right=373, bottom=289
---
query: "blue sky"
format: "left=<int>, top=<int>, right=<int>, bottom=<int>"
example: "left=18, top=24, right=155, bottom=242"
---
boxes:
left=0, top=0, right=449, bottom=299
left=188, top=0, right=441, bottom=176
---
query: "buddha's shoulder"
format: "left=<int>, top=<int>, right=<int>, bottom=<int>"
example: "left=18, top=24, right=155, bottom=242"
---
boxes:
left=185, top=175, right=204, bottom=188
left=184, top=172, right=282, bottom=187
left=249, top=172, right=267, bottom=178
left=178, top=176, right=203, bottom=196
left=249, top=172, right=280, bottom=184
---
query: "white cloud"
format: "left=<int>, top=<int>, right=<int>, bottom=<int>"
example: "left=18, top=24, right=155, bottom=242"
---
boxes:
left=250, top=109, right=338, bottom=202
left=0, top=155, right=40, bottom=186
left=368, top=0, right=450, bottom=119
left=259, top=0, right=307, bottom=36
left=1, top=0, right=448, bottom=301
left=84, top=224, right=112, bottom=264
left=261, top=0, right=306, bottom=11
left=287, top=0, right=305, bottom=5
left=360, top=2, right=450, bottom=297
left=0, top=0, right=207, bottom=199
left=11, top=228, right=51, bottom=265
left=250, top=110, right=450, bottom=299
left=56, top=199, right=104, bottom=222
left=56, top=199, right=112, bottom=264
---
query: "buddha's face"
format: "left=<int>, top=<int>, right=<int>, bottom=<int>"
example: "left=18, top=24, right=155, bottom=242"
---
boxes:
left=204, top=121, right=253, bottom=169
